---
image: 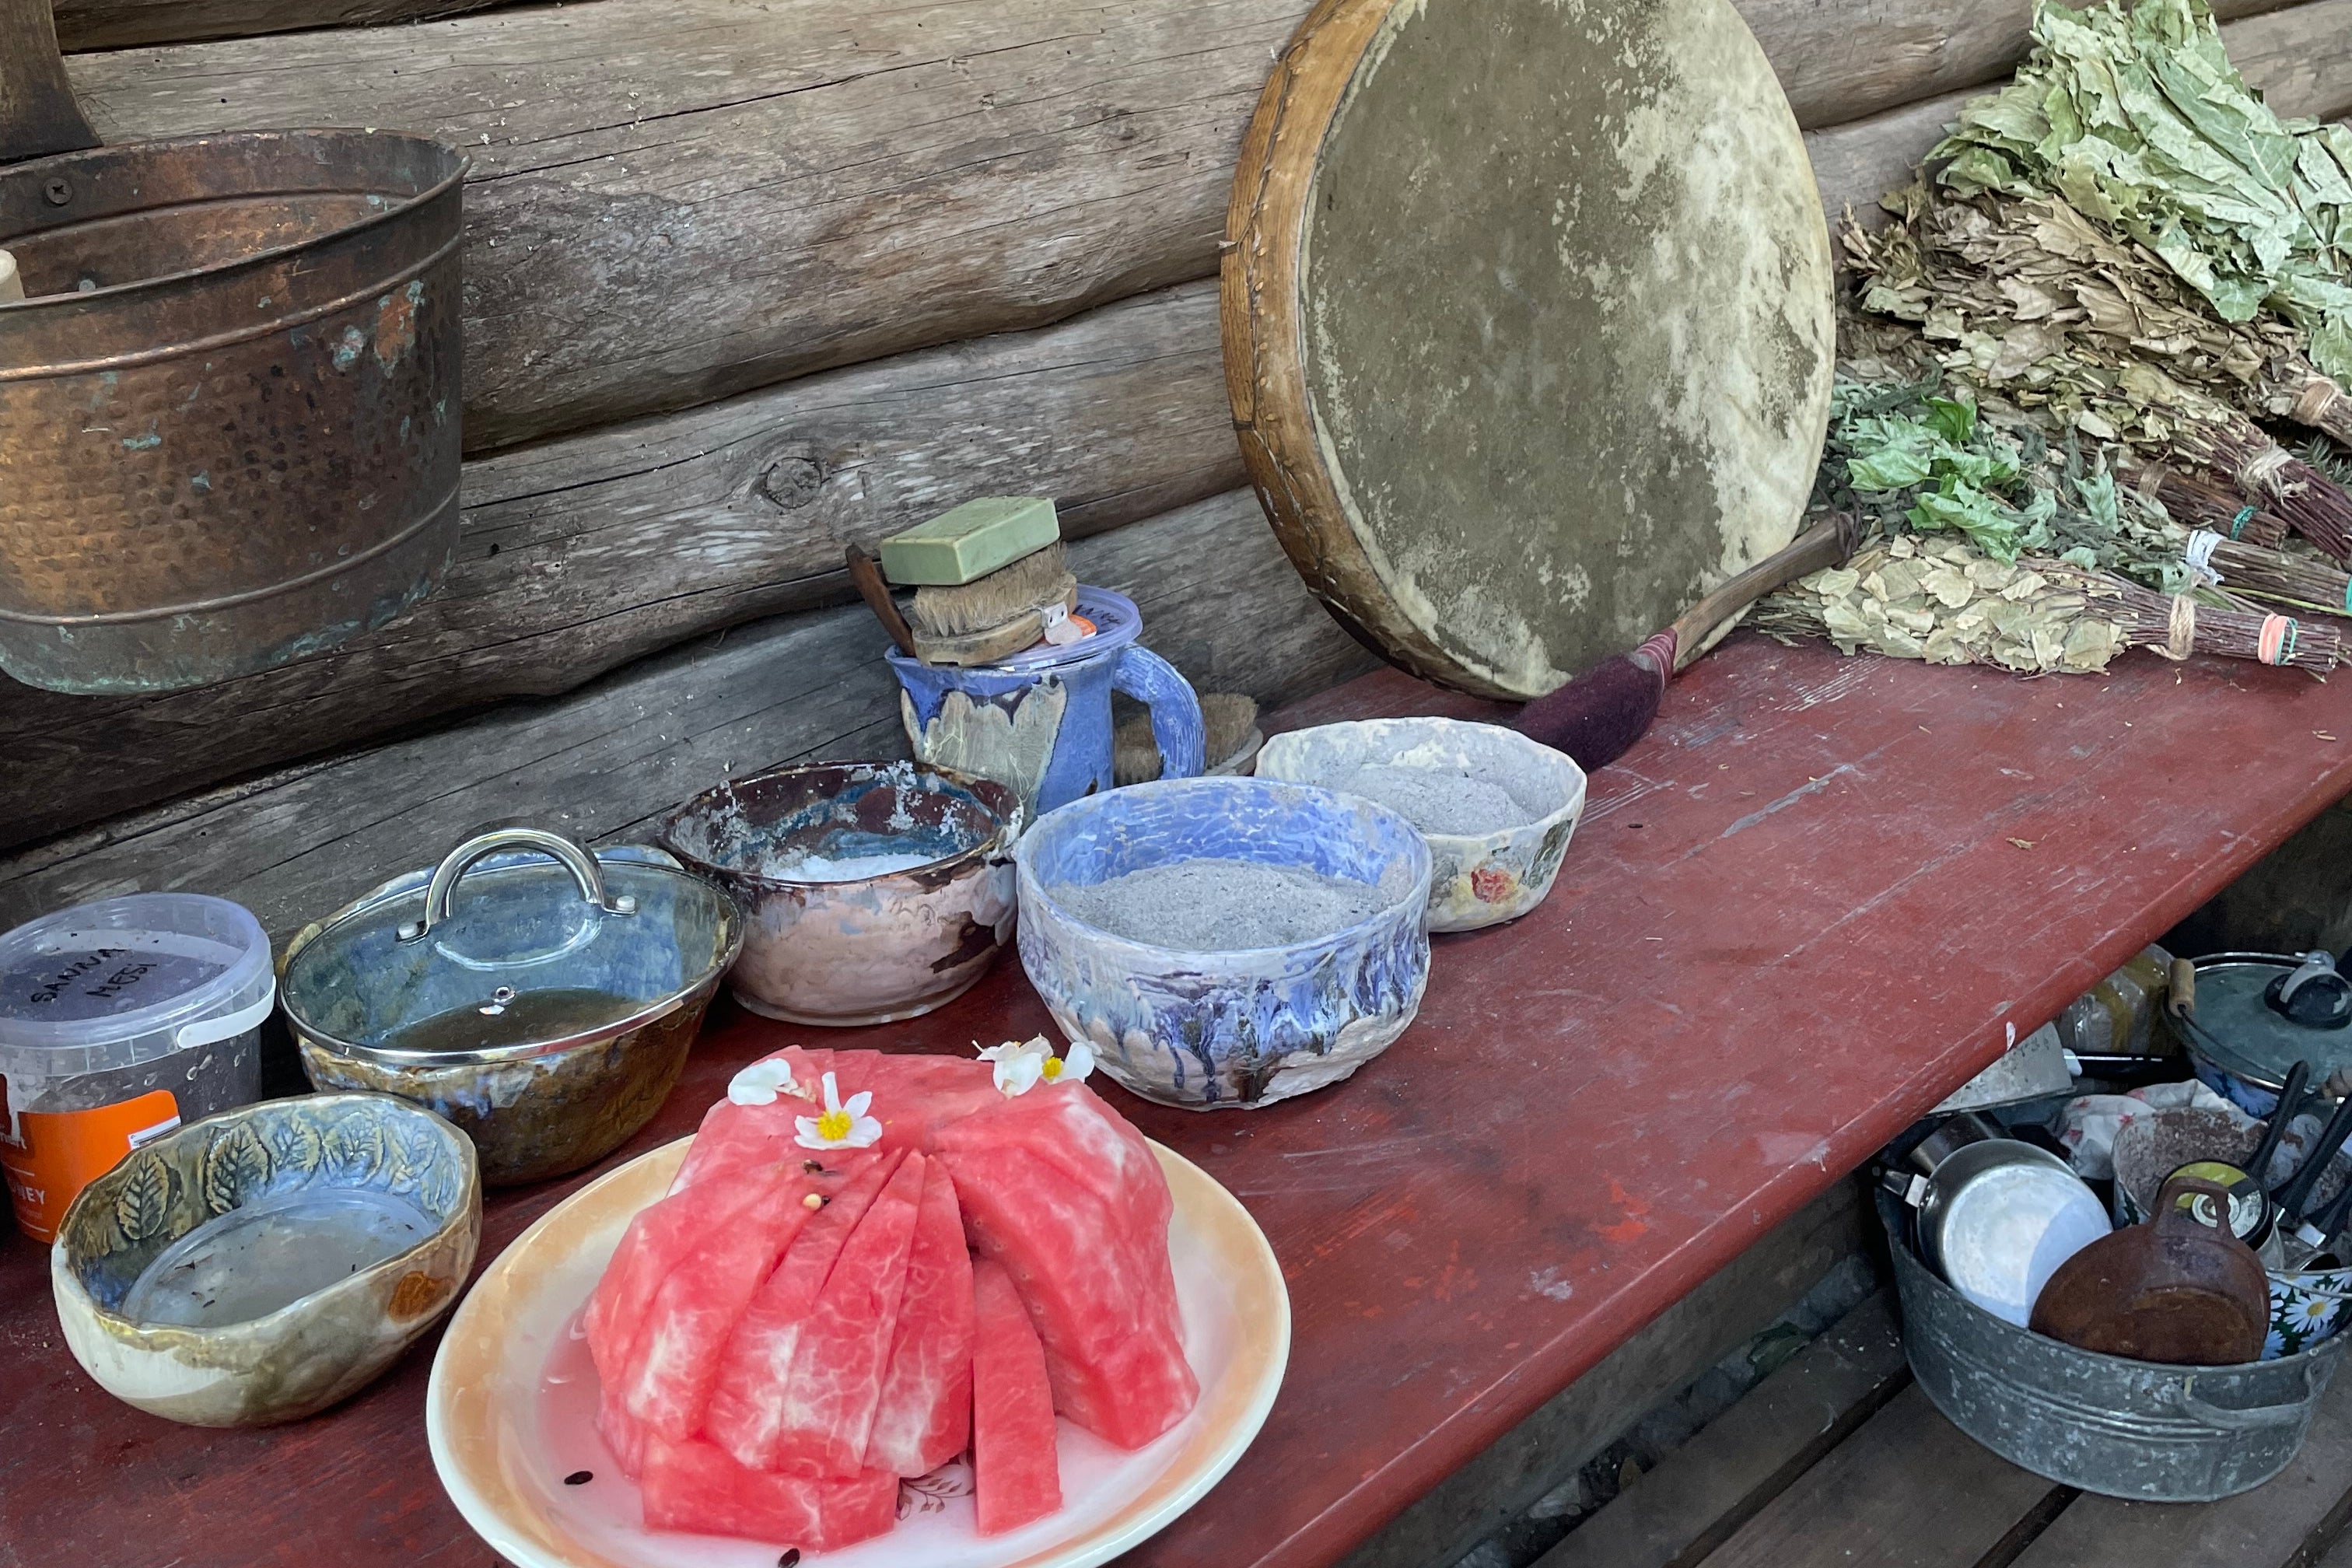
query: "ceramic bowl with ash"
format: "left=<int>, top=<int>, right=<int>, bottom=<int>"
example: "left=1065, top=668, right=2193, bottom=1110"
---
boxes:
left=2113, top=1108, right=2352, bottom=1357
left=51, top=1092, right=480, bottom=1426
left=1254, top=717, right=1585, bottom=933
left=660, top=761, right=1023, bottom=1026
left=1016, top=776, right=1431, bottom=1109
left=281, top=828, right=741, bottom=1186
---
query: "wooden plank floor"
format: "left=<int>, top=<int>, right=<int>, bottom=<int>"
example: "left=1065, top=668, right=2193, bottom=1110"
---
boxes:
left=1548, top=1295, right=2352, bottom=1568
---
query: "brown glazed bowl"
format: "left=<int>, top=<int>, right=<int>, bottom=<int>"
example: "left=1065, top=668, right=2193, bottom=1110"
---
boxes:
left=661, top=761, right=1022, bottom=1026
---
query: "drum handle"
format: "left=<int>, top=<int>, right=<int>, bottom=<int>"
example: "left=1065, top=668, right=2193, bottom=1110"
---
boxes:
left=0, top=0, right=99, bottom=166
left=1667, top=513, right=1862, bottom=673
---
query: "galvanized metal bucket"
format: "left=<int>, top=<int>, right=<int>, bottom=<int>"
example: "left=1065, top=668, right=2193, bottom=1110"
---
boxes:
left=0, top=0, right=465, bottom=693
left=1880, top=1186, right=2347, bottom=1501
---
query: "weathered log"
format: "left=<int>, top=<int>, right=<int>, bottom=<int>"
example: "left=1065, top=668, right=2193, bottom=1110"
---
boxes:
left=0, top=283, right=1237, bottom=852
left=64, top=0, right=2336, bottom=454
left=13, top=0, right=2350, bottom=845
left=53, top=0, right=501, bottom=51
left=0, top=488, right=1377, bottom=940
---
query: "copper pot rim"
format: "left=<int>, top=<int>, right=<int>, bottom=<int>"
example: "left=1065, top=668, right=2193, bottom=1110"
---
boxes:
left=0, top=127, right=467, bottom=313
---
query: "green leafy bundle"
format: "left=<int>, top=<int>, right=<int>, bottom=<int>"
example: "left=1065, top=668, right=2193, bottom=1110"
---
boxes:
left=1935, top=0, right=2352, bottom=378
left=1818, top=378, right=2183, bottom=582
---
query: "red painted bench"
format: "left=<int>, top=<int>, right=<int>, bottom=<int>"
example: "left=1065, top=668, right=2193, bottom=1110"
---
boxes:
left=6, top=635, right=2348, bottom=1568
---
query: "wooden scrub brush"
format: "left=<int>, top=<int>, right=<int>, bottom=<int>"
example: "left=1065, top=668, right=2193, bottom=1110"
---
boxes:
left=905, top=542, right=1078, bottom=665
left=1115, top=693, right=1262, bottom=783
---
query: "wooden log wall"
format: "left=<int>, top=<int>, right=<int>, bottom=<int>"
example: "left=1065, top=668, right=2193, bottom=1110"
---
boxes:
left=8, top=0, right=2352, bottom=938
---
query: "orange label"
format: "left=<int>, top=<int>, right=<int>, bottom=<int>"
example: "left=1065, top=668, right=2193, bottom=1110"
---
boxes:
left=1, top=1088, right=181, bottom=1243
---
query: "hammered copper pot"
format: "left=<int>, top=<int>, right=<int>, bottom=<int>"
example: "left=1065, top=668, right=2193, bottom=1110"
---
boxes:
left=0, top=0, right=466, bottom=693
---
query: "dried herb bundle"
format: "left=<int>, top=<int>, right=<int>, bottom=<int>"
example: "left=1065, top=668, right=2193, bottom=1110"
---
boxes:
left=2086, top=563, right=2340, bottom=671
left=1936, top=0, right=2352, bottom=379
left=1756, top=534, right=2340, bottom=674
left=2199, top=534, right=2352, bottom=619
left=1755, top=534, right=2134, bottom=672
left=1849, top=184, right=2352, bottom=446
left=1815, top=376, right=2191, bottom=586
left=2115, top=457, right=2289, bottom=548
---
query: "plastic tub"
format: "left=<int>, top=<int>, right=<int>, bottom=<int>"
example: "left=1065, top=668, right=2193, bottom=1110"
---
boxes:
left=0, top=894, right=274, bottom=1241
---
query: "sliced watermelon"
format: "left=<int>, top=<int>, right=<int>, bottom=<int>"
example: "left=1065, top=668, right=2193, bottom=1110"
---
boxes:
left=597, top=1371, right=649, bottom=1481
left=970, top=1258, right=1062, bottom=1535
left=704, top=1150, right=905, bottom=1467
left=937, top=1091, right=1195, bottom=1450
left=970, top=1085, right=1183, bottom=1342
left=585, top=1167, right=779, bottom=1389
left=621, top=1157, right=844, bottom=1440
left=640, top=1433, right=898, bottom=1551
left=670, top=1047, right=842, bottom=1190
left=865, top=1162, right=976, bottom=1478
left=758, top=1150, right=928, bottom=1477
left=849, top=1052, right=1005, bottom=1148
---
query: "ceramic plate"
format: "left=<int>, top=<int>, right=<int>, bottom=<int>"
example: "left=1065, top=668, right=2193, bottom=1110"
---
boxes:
left=428, top=1136, right=1288, bottom=1568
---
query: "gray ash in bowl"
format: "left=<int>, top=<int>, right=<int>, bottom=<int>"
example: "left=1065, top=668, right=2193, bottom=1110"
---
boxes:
left=1049, top=859, right=1391, bottom=950
left=1333, top=764, right=1542, bottom=836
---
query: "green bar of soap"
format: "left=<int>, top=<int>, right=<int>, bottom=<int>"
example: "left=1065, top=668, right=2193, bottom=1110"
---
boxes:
left=878, top=496, right=1061, bottom=586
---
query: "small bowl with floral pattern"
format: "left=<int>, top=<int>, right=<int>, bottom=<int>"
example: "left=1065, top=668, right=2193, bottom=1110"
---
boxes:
left=51, top=1092, right=481, bottom=1426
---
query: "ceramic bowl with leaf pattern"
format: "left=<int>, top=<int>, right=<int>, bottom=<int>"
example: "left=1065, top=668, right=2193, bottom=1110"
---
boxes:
left=51, top=1092, right=481, bottom=1426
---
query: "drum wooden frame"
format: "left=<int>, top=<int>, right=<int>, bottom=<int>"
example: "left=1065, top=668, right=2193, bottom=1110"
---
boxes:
left=1222, top=0, right=1836, bottom=700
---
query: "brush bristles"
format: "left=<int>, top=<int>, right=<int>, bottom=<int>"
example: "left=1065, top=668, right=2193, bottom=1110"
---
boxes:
left=908, top=542, right=1073, bottom=636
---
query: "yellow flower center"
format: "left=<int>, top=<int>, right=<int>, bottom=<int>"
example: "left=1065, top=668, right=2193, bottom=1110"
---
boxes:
left=817, top=1108, right=853, bottom=1141
left=1041, top=1057, right=1064, bottom=1082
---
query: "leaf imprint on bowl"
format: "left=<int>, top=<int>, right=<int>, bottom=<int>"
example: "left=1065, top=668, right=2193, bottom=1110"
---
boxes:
left=201, top=1125, right=271, bottom=1214
left=114, top=1156, right=176, bottom=1245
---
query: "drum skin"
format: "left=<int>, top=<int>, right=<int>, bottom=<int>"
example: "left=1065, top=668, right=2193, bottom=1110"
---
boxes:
left=1223, top=0, right=1836, bottom=699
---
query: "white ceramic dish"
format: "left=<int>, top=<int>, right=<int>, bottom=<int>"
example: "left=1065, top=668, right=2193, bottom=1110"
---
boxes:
left=1254, top=716, right=1585, bottom=932
left=428, top=1135, right=1288, bottom=1568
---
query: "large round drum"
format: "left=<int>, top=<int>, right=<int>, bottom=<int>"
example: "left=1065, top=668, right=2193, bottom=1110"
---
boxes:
left=1223, top=0, right=1836, bottom=699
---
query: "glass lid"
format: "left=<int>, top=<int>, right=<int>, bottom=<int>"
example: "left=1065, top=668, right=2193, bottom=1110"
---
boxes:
left=2182, top=952, right=2352, bottom=1090
left=280, top=827, right=741, bottom=1063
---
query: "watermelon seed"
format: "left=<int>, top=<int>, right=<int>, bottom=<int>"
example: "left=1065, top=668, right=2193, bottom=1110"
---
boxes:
left=778, top=1552, right=802, bottom=1567
left=563, top=1471, right=592, bottom=1486
left=802, top=1160, right=824, bottom=1174
left=803, top=1193, right=826, bottom=1209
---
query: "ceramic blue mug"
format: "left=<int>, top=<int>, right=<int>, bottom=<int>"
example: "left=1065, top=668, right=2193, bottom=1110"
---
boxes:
left=887, top=586, right=1205, bottom=817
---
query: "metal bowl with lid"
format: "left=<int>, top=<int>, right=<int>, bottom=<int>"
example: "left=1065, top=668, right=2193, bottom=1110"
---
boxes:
left=2175, top=951, right=2352, bottom=1115
left=281, top=827, right=742, bottom=1185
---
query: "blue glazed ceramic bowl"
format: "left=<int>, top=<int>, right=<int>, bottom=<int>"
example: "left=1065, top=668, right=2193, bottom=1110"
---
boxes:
left=1015, top=776, right=1432, bottom=1109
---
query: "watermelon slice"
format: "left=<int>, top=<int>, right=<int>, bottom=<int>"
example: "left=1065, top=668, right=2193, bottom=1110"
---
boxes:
left=865, top=1162, right=976, bottom=1478
left=585, top=1167, right=780, bottom=1388
left=758, top=1151, right=928, bottom=1478
left=938, top=1092, right=1195, bottom=1449
left=640, top=1433, right=898, bottom=1551
left=597, top=1371, right=649, bottom=1481
left=704, top=1150, right=905, bottom=1468
left=670, top=1047, right=842, bottom=1190
left=970, top=1258, right=1062, bottom=1535
left=968, top=1085, right=1183, bottom=1342
left=621, top=1157, right=845, bottom=1440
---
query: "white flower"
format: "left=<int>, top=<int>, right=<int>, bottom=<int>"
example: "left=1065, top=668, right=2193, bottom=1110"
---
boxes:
left=796, top=1071, right=883, bottom=1150
left=2288, top=1292, right=2340, bottom=1332
left=975, top=1035, right=1093, bottom=1096
left=728, top=1056, right=801, bottom=1107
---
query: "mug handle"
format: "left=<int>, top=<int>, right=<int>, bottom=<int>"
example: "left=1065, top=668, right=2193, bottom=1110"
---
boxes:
left=1112, top=646, right=1206, bottom=779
